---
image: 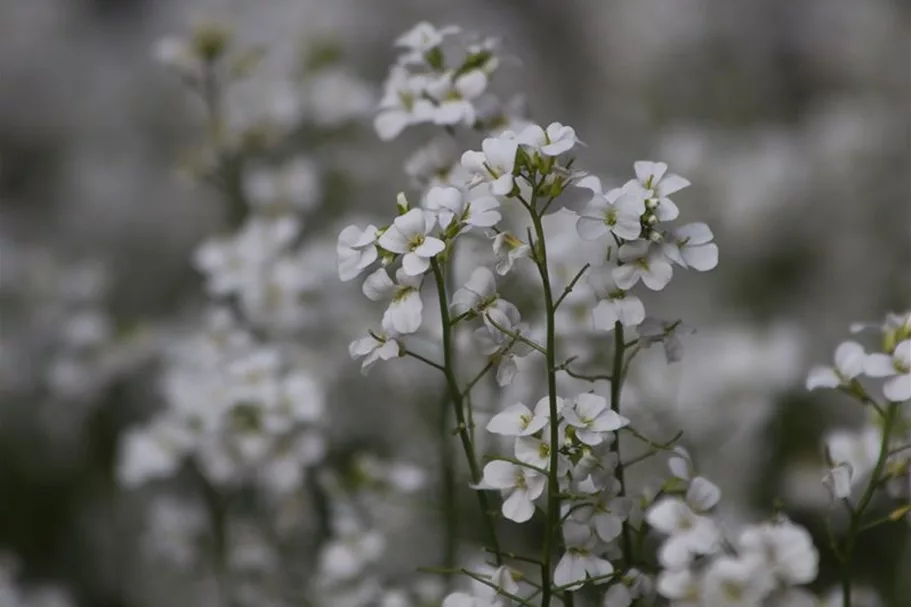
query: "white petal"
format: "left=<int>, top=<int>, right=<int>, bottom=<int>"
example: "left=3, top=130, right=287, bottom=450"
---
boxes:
left=413, top=236, right=445, bottom=258
left=612, top=264, right=640, bottom=290
left=806, top=366, right=840, bottom=390
left=502, top=488, right=535, bottom=522
left=657, top=174, right=690, bottom=196
left=617, top=297, right=646, bottom=327
left=382, top=291, right=423, bottom=334
left=362, top=268, right=396, bottom=301
left=883, top=374, right=911, bottom=402
left=834, top=341, right=866, bottom=379
left=481, top=460, right=517, bottom=489
left=486, top=403, right=533, bottom=436
left=553, top=553, right=585, bottom=589
left=864, top=353, right=896, bottom=377
left=675, top=222, right=712, bottom=244
left=374, top=110, right=410, bottom=141
left=577, top=216, right=610, bottom=241
left=634, top=161, right=667, bottom=184
left=401, top=253, right=430, bottom=276
left=592, top=300, right=619, bottom=331
left=682, top=244, right=718, bottom=271
left=686, top=476, right=721, bottom=512
left=641, top=258, right=673, bottom=291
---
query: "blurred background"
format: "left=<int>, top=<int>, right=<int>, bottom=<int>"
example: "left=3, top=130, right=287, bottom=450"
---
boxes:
left=0, top=0, right=908, bottom=606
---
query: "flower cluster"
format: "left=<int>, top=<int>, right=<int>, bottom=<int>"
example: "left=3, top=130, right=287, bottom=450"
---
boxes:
left=647, top=450, right=819, bottom=606
left=807, top=311, right=911, bottom=506
left=375, top=22, right=500, bottom=140
left=118, top=307, right=327, bottom=497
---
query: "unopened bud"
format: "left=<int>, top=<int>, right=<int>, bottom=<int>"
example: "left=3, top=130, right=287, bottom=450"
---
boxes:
left=396, top=191, right=410, bottom=214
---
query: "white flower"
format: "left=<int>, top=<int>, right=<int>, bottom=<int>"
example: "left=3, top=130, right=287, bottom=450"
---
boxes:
left=588, top=268, right=646, bottom=329
left=337, top=224, right=380, bottom=281
left=478, top=460, right=545, bottom=523
left=638, top=318, right=694, bottom=363
left=277, top=371, right=324, bottom=424
left=515, top=434, right=553, bottom=470
left=378, top=209, right=445, bottom=276
left=656, top=568, right=702, bottom=606
left=660, top=222, right=718, bottom=271
left=553, top=521, right=614, bottom=590
left=487, top=398, right=552, bottom=436
left=244, top=156, right=321, bottom=213
left=823, top=462, right=854, bottom=499
left=374, top=67, right=434, bottom=140
left=825, top=426, right=881, bottom=491
left=572, top=478, right=633, bottom=543
left=195, top=217, right=299, bottom=295
left=563, top=393, right=629, bottom=446
left=461, top=136, right=519, bottom=196
left=701, top=556, right=774, bottom=607
left=603, top=569, right=652, bottom=607
left=451, top=267, right=520, bottom=332
left=646, top=493, right=721, bottom=569
left=864, top=339, right=911, bottom=401
left=517, top=121, right=580, bottom=156
left=394, top=22, right=460, bottom=55
left=738, top=520, right=819, bottom=587
left=625, top=161, right=690, bottom=222
left=575, top=176, right=646, bottom=242
left=349, top=331, right=400, bottom=374
left=153, top=36, right=199, bottom=76
left=806, top=341, right=867, bottom=390
left=426, top=70, right=488, bottom=127
left=492, top=232, right=531, bottom=275
left=362, top=268, right=424, bottom=334
left=427, top=186, right=501, bottom=231
left=318, top=529, right=385, bottom=582
left=613, top=240, right=673, bottom=291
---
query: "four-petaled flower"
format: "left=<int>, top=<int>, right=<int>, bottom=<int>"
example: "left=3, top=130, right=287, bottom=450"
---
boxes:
left=377, top=209, right=445, bottom=276
left=562, top=393, right=629, bottom=446
left=613, top=240, right=674, bottom=291
left=461, top=136, right=519, bottom=196
left=626, top=161, right=690, bottom=222
left=517, top=121, right=580, bottom=157
left=864, top=339, right=911, bottom=401
left=806, top=341, right=866, bottom=390
left=337, top=224, right=379, bottom=281
left=575, top=176, right=646, bottom=242
left=361, top=267, right=424, bottom=334
left=660, top=222, right=719, bottom=271
left=553, top=521, right=614, bottom=590
left=477, top=460, right=545, bottom=523
left=427, top=185, right=501, bottom=231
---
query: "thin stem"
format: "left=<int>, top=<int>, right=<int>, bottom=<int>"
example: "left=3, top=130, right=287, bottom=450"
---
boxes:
left=485, top=314, right=548, bottom=355
left=401, top=348, right=446, bottom=372
left=528, top=203, right=561, bottom=607
left=438, top=390, right=458, bottom=588
left=483, top=547, right=546, bottom=566
left=554, top=263, right=591, bottom=309
left=611, top=322, right=634, bottom=568
left=622, top=430, right=685, bottom=468
left=461, top=570, right=538, bottom=607
left=837, top=401, right=900, bottom=607
left=430, top=258, right=503, bottom=563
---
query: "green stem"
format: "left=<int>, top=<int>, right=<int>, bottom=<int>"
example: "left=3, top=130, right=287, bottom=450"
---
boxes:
left=430, top=258, right=503, bottom=563
left=528, top=206, right=563, bottom=607
left=438, top=390, right=458, bottom=588
left=611, top=322, right=634, bottom=567
left=838, top=401, right=899, bottom=607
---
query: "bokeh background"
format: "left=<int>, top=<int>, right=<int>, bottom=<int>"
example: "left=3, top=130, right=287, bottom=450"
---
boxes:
left=1, top=0, right=909, bottom=606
